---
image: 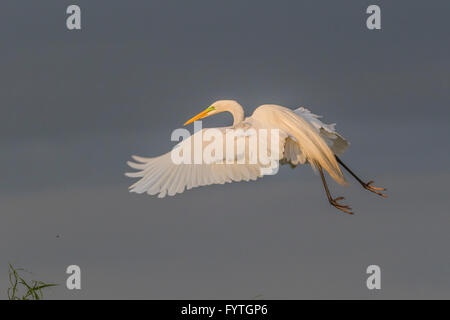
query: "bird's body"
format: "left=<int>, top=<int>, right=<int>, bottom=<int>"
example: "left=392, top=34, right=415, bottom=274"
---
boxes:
left=126, top=100, right=386, bottom=214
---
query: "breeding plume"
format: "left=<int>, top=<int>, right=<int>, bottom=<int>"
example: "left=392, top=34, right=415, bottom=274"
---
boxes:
left=126, top=100, right=386, bottom=214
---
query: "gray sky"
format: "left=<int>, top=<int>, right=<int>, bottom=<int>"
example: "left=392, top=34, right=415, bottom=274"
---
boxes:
left=1, top=0, right=450, bottom=299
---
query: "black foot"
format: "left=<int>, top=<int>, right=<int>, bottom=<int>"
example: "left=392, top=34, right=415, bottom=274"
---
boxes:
left=329, top=197, right=353, bottom=214
left=363, top=181, right=387, bottom=197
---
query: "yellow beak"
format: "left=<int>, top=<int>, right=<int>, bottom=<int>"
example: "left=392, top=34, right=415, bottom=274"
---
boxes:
left=184, top=108, right=211, bottom=126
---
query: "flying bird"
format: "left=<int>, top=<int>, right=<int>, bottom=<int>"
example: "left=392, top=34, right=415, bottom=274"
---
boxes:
left=126, top=100, right=386, bottom=214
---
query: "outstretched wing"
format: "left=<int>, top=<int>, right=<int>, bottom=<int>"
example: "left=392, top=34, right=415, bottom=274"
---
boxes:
left=126, top=125, right=285, bottom=198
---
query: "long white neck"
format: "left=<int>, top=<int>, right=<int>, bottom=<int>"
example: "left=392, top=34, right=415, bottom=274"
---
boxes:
left=222, top=101, right=245, bottom=126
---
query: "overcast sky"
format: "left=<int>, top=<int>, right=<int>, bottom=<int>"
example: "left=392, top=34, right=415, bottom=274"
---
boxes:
left=1, top=0, right=450, bottom=299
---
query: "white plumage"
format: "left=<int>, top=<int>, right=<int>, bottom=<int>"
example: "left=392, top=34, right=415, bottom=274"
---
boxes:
left=126, top=100, right=349, bottom=198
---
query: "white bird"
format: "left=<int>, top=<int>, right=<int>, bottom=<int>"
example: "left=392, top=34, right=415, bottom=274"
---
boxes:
left=126, top=100, right=386, bottom=214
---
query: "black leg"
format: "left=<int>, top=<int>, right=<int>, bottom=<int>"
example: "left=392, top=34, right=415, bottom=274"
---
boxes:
left=335, top=155, right=387, bottom=197
left=318, top=165, right=353, bottom=214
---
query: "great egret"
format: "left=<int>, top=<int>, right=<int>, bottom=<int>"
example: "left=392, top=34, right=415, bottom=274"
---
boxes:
left=126, top=100, right=386, bottom=214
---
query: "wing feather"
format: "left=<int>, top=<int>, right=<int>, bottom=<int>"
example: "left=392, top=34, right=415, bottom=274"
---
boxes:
left=126, top=127, right=271, bottom=197
left=293, top=107, right=349, bottom=155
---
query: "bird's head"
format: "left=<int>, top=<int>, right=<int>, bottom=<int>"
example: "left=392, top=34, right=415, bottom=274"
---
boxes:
left=184, top=100, right=241, bottom=126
